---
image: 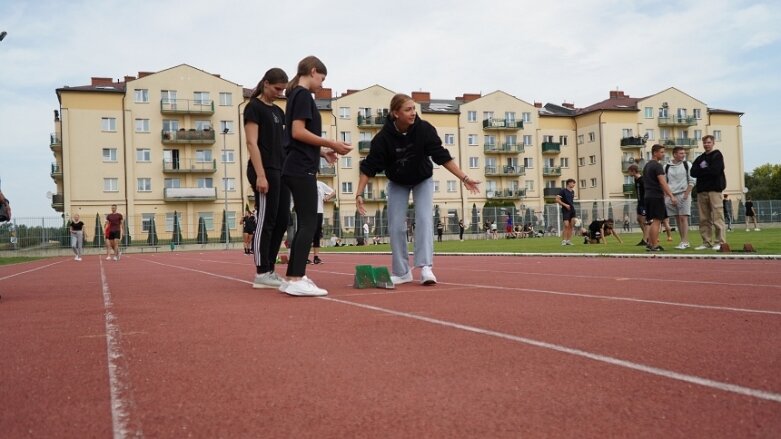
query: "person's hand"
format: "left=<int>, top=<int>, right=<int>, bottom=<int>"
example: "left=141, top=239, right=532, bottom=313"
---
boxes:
left=331, top=141, right=352, bottom=155
left=683, top=192, right=689, bottom=200
left=356, top=195, right=366, bottom=215
left=671, top=197, right=678, bottom=205
left=564, top=204, right=571, bottom=210
left=464, top=177, right=481, bottom=195
left=256, top=175, right=269, bottom=194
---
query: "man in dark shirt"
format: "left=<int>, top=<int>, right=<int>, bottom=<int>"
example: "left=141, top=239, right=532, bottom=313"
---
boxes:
left=104, top=204, right=123, bottom=261
left=642, top=144, right=676, bottom=251
left=627, top=164, right=648, bottom=246
left=555, top=179, right=577, bottom=245
left=690, top=135, right=727, bottom=250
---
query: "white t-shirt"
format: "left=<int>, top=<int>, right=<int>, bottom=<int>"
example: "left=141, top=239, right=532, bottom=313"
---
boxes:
left=316, top=181, right=334, bottom=214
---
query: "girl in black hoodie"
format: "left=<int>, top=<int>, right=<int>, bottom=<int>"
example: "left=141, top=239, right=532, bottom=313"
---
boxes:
left=356, top=94, right=480, bottom=285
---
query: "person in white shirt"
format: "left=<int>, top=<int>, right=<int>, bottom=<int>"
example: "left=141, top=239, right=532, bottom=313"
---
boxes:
left=664, top=146, right=696, bottom=249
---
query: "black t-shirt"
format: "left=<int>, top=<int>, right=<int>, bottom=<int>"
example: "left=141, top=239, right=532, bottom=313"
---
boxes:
left=68, top=221, right=84, bottom=231
left=243, top=98, right=286, bottom=172
left=745, top=201, right=755, bottom=216
left=634, top=176, right=645, bottom=205
left=642, top=160, right=665, bottom=198
left=283, top=86, right=322, bottom=177
left=558, top=188, right=575, bottom=209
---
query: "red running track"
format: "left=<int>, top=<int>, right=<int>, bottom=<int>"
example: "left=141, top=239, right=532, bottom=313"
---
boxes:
left=1, top=251, right=780, bottom=438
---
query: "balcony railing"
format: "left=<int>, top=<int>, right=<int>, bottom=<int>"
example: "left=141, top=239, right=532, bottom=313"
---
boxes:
left=543, top=187, right=560, bottom=199
left=361, top=190, right=388, bottom=202
left=482, top=118, right=523, bottom=130
left=50, top=133, right=62, bottom=151
left=358, top=140, right=372, bottom=153
left=356, top=114, right=386, bottom=128
left=484, top=143, right=524, bottom=154
left=160, top=99, right=215, bottom=115
left=658, top=116, right=697, bottom=127
left=486, top=188, right=526, bottom=200
left=162, top=159, right=217, bottom=173
left=542, top=166, right=562, bottom=177
left=51, top=162, right=62, bottom=179
left=319, top=164, right=336, bottom=176
left=622, top=159, right=647, bottom=172
left=664, top=138, right=698, bottom=148
left=541, top=142, right=561, bottom=154
left=51, top=194, right=64, bottom=212
left=161, top=129, right=216, bottom=144
left=485, top=166, right=525, bottom=177
left=623, top=183, right=636, bottom=195
left=163, top=187, right=218, bottom=201
left=620, top=136, right=646, bottom=148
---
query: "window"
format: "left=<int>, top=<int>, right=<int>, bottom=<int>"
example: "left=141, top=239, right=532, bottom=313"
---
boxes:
left=165, top=213, right=176, bottom=232
left=343, top=215, right=355, bottom=229
left=714, top=130, right=722, bottom=141
left=677, top=108, right=687, bottom=118
left=444, top=134, right=455, bottom=145
left=589, top=155, right=597, bottom=165
left=590, top=178, right=597, bottom=187
left=506, top=134, right=517, bottom=145
left=644, top=107, right=653, bottom=118
left=198, top=212, right=214, bottom=231
left=102, top=148, right=117, bottom=162
left=135, top=119, right=150, bottom=133
left=645, top=129, right=655, bottom=140
left=193, top=91, right=210, bottom=105
left=141, top=213, right=155, bottom=232
left=485, top=157, right=497, bottom=169
left=469, top=157, right=479, bottom=168
left=223, top=178, right=236, bottom=192
left=522, top=112, right=531, bottom=123
left=523, top=157, right=534, bottom=169
left=101, top=117, right=117, bottom=132
left=622, top=129, right=633, bottom=137
left=195, top=120, right=211, bottom=131
left=221, top=149, right=235, bottom=163
left=341, top=156, right=352, bottom=168
left=163, top=119, right=179, bottom=132
left=103, top=178, right=119, bottom=192
left=339, top=107, right=350, bottom=119
left=693, top=108, right=702, bottom=119
left=219, top=92, right=232, bottom=106
left=467, top=134, right=478, bottom=145
left=220, top=120, right=234, bottom=133
left=660, top=128, right=671, bottom=140
left=659, top=107, right=668, bottom=118
left=543, top=135, right=554, bottom=143
left=195, top=149, right=213, bottom=162
left=559, top=135, right=568, bottom=146
left=164, top=178, right=181, bottom=188
left=137, top=178, right=152, bottom=192
left=196, top=178, right=213, bottom=188
left=484, top=135, right=496, bottom=146
left=560, top=157, right=569, bottom=168
left=341, top=181, right=353, bottom=193
left=577, top=134, right=584, bottom=144
left=467, top=111, right=477, bottom=122
left=505, top=112, right=516, bottom=122
left=134, top=89, right=149, bottom=103
left=161, top=90, right=177, bottom=103
left=588, top=132, right=595, bottom=142
left=447, top=180, right=457, bottom=192
left=136, top=148, right=151, bottom=162
left=340, top=131, right=351, bottom=143
left=483, top=111, right=494, bottom=121
left=433, top=180, right=440, bottom=193
left=523, top=135, right=532, bottom=146
left=227, top=211, right=237, bottom=229
left=694, top=130, right=702, bottom=140
left=624, top=176, right=634, bottom=185
left=525, top=180, right=534, bottom=191
left=579, top=179, right=586, bottom=189
left=544, top=158, right=555, bottom=168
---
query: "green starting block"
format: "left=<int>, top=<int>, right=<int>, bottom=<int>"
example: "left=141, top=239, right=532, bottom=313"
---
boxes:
left=354, top=265, right=395, bottom=289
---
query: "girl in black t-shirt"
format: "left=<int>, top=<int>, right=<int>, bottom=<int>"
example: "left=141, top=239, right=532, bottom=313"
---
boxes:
left=68, top=213, right=85, bottom=261
left=281, top=56, right=352, bottom=297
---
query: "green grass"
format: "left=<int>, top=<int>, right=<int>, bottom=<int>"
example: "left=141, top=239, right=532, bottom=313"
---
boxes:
left=0, top=256, right=44, bottom=266
left=325, top=228, right=781, bottom=256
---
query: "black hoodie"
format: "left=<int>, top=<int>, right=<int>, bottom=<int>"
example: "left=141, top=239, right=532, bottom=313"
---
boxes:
left=359, top=115, right=453, bottom=186
left=690, top=149, right=726, bottom=193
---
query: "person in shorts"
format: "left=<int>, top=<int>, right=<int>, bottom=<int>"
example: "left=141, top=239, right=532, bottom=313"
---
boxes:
left=104, top=204, right=123, bottom=260
left=555, top=179, right=577, bottom=245
left=664, top=146, right=696, bottom=249
left=642, top=145, right=676, bottom=251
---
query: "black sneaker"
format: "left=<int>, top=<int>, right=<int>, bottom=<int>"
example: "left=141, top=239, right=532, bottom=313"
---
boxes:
left=636, top=239, right=648, bottom=246
left=646, top=245, right=664, bottom=252
left=305, top=259, right=312, bottom=265
left=313, top=256, right=322, bottom=264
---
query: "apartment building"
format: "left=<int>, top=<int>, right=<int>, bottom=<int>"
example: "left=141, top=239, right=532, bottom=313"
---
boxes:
left=50, top=65, right=743, bottom=239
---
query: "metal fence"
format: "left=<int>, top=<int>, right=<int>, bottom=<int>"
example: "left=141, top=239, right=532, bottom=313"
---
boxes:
left=2, top=200, right=779, bottom=251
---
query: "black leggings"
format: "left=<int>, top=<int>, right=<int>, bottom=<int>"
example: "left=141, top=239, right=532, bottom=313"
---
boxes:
left=282, top=174, right=318, bottom=277
left=252, top=169, right=290, bottom=274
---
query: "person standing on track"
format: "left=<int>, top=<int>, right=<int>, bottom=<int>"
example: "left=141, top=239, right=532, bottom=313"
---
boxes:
left=240, top=210, right=257, bottom=255
left=68, top=213, right=85, bottom=261
left=104, top=204, right=123, bottom=261
left=642, top=144, right=677, bottom=252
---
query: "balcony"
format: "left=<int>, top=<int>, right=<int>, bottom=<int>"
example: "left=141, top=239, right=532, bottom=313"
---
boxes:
left=482, top=118, right=523, bottom=130
left=162, top=159, right=217, bottom=173
left=658, top=116, right=697, bottom=127
left=623, top=183, right=636, bottom=196
left=620, top=136, right=646, bottom=149
left=163, top=187, right=218, bottom=202
left=664, top=138, right=698, bottom=149
left=484, top=165, right=525, bottom=177
left=160, top=99, right=215, bottom=115
left=319, top=164, right=336, bottom=176
left=50, top=162, right=62, bottom=180
left=486, top=188, right=526, bottom=200
left=484, top=143, right=523, bottom=155
left=50, top=133, right=62, bottom=152
left=51, top=193, right=64, bottom=212
left=543, top=187, right=560, bottom=201
left=161, top=129, right=216, bottom=144
left=361, top=190, right=388, bottom=203
left=357, top=114, right=386, bottom=128
left=358, top=140, right=372, bottom=153
left=541, top=142, right=561, bottom=154
left=542, top=166, right=562, bottom=177
left=621, top=159, right=646, bottom=172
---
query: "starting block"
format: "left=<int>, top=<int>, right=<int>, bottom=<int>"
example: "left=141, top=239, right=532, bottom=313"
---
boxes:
left=278, top=254, right=288, bottom=264
left=742, top=243, right=756, bottom=253
left=718, top=243, right=731, bottom=253
left=354, top=265, right=395, bottom=289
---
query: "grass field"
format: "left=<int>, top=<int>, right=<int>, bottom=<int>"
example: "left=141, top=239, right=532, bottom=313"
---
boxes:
left=326, top=228, right=781, bottom=256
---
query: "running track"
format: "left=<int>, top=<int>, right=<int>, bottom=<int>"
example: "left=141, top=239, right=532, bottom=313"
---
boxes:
left=1, top=251, right=780, bottom=438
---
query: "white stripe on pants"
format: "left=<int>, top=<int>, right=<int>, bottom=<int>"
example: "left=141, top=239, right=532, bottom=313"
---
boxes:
left=387, top=178, right=433, bottom=277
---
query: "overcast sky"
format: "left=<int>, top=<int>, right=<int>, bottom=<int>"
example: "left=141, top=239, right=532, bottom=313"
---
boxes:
left=1, top=0, right=779, bottom=217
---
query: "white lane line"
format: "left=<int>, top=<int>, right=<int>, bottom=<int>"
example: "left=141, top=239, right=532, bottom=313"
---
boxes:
left=99, top=259, right=143, bottom=438
left=142, top=259, right=252, bottom=284
left=134, top=259, right=781, bottom=404
left=321, top=296, right=781, bottom=404
left=0, top=260, right=64, bottom=281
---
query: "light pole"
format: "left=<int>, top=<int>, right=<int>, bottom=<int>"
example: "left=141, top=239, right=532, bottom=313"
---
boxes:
left=222, top=127, right=230, bottom=249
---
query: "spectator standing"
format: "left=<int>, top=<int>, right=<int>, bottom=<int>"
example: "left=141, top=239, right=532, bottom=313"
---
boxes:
left=642, top=144, right=677, bottom=252
left=458, top=219, right=465, bottom=241
left=664, top=146, right=696, bottom=249
left=723, top=194, right=733, bottom=231
left=744, top=196, right=759, bottom=231
left=555, top=179, right=577, bottom=245
left=690, top=135, right=727, bottom=250
left=627, top=164, right=650, bottom=246
left=436, top=221, right=444, bottom=242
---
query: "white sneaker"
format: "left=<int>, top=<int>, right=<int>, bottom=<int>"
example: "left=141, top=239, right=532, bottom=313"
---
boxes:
left=253, top=271, right=284, bottom=289
left=390, top=271, right=413, bottom=285
left=754, top=228, right=761, bottom=231
left=712, top=244, right=721, bottom=251
left=283, top=277, right=328, bottom=297
left=74, top=255, right=79, bottom=260
left=113, top=256, right=118, bottom=261
left=746, top=229, right=750, bottom=232
left=674, top=242, right=690, bottom=250
left=420, top=266, right=437, bottom=285
left=106, top=256, right=112, bottom=260
left=694, top=244, right=711, bottom=250
left=561, top=240, right=568, bottom=246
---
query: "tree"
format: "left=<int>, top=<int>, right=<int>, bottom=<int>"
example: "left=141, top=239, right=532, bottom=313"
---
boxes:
left=196, top=216, right=208, bottom=244
left=172, top=211, right=183, bottom=244
left=219, top=209, right=230, bottom=244
left=745, top=163, right=781, bottom=200
left=93, top=213, right=105, bottom=248
left=147, top=216, right=159, bottom=245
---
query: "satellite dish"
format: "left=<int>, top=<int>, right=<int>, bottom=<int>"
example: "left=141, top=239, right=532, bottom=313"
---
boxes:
left=742, top=187, right=749, bottom=194
left=46, top=191, right=53, bottom=199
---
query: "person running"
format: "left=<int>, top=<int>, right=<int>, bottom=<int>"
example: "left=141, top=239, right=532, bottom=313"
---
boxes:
left=104, top=204, right=123, bottom=261
left=555, top=179, right=577, bottom=245
left=68, top=213, right=85, bottom=261
left=244, top=67, right=291, bottom=289
left=356, top=93, right=480, bottom=286
left=281, top=56, right=352, bottom=296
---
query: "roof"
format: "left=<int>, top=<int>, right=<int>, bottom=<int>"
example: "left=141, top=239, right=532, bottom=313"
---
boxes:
left=539, top=103, right=577, bottom=117
left=576, top=96, right=640, bottom=115
left=420, top=99, right=461, bottom=114
left=708, top=108, right=744, bottom=116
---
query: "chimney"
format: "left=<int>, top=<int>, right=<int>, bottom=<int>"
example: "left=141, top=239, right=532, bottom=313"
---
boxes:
left=315, top=87, right=333, bottom=99
left=562, top=102, right=575, bottom=109
left=460, top=93, right=481, bottom=103
left=124, top=75, right=136, bottom=82
left=137, top=71, right=153, bottom=78
left=609, top=90, right=627, bottom=99
left=534, top=102, right=542, bottom=108
left=90, top=77, right=114, bottom=86
left=411, top=91, right=430, bottom=103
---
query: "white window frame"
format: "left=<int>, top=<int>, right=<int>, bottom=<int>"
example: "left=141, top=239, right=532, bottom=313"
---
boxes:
left=195, top=149, right=213, bottom=162
left=341, top=156, right=352, bottom=168
left=560, top=157, right=569, bottom=168
left=588, top=132, right=595, bottom=142
left=134, top=89, right=149, bottom=103
left=221, top=149, right=235, bottom=163
left=589, top=155, right=597, bottom=165
left=522, top=112, right=531, bottom=123
left=523, top=157, right=534, bottom=169
left=525, top=180, right=534, bottom=191
left=645, top=129, right=655, bottom=140
left=164, top=178, right=181, bottom=188
left=469, top=157, right=479, bottom=168
left=559, top=135, right=568, bottom=146
left=433, top=180, right=440, bottom=193
left=223, top=177, right=236, bottom=192
left=136, top=148, right=151, bottom=162
left=447, top=180, right=457, bottom=192
left=137, top=178, right=152, bottom=192
left=644, top=107, right=653, bottom=118
left=467, top=111, right=477, bottom=122
left=590, top=178, right=597, bottom=188
left=714, top=130, right=722, bottom=141
left=444, top=134, right=455, bottom=145
left=101, top=117, right=117, bottom=132
left=693, top=108, right=702, bottom=119
left=219, top=92, right=232, bottom=106
left=102, top=148, right=117, bottom=162
left=196, top=178, right=213, bottom=188
left=195, top=120, right=212, bottom=131
left=523, top=135, right=533, bottom=146
left=467, top=134, right=478, bottom=146
left=103, top=178, right=119, bottom=192
left=220, top=120, right=234, bottom=133
left=578, top=157, right=585, bottom=167
left=341, top=181, right=353, bottom=193
left=193, top=91, right=210, bottom=105
left=135, top=118, right=150, bottom=133
left=198, top=212, right=215, bottom=231
left=339, top=107, right=350, bottom=119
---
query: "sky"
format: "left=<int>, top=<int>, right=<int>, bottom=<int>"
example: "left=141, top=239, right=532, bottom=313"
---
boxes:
left=1, top=0, right=779, bottom=218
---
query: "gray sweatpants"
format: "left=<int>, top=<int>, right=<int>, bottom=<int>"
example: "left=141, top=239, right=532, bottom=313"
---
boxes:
left=387, top=178, right=433, bottom=277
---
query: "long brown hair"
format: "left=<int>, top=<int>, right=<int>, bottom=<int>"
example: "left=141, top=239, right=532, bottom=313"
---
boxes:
left=250, top=68, right=288, bottom=100
left=389, top=93, right=413, bottom=120
left=286, top=56, right=327, bottom=95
